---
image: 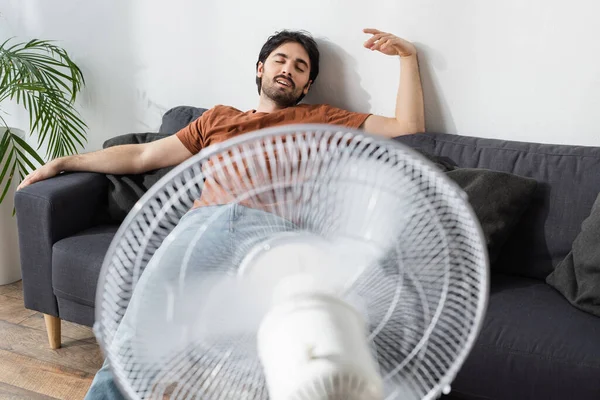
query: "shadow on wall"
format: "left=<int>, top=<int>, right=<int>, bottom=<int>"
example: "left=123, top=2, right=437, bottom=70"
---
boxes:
left=302, top=38, right=455, bottom=135
left=302, top=38, right=371, bottom=114
left=413, top=41, right=456, bottom=134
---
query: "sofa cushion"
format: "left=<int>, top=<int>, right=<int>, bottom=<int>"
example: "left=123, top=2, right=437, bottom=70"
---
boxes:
left=410, top=149, right=538, bottom=265
left=52, top=225, right=119, bottom=307
left=100, top=106, right=209, bottom=222
left=546, top=191, right=600, bottom=317
left=101, top=133, right=176, bottom=222
left=450, top=273, right=600, bottom=400
left=446, top=168, right=537, bottom=264
left=103, top=132, right=171, bottom=147
left=159, top=105, right=208, bottom=134
left=395, top=132, right=600, bottom=280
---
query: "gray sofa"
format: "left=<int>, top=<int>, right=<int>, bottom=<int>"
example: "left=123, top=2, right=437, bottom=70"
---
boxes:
left=15, top=106, right=600, bottom=399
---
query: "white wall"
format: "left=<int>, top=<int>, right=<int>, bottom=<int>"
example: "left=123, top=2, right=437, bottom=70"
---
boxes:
left=2, top=0, right=600, bottom=153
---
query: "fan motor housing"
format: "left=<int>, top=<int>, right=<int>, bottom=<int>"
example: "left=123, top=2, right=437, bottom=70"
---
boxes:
left=257, top=287, right=384, bottom=400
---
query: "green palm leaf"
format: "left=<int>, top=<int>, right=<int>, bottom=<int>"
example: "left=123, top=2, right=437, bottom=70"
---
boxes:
left=0, top=127, right=45, bottom=204
left=0, top=37, right=87, bottom=204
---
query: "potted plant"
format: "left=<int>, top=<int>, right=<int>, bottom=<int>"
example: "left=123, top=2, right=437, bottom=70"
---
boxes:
left=0, top=37, right=87, bottom=284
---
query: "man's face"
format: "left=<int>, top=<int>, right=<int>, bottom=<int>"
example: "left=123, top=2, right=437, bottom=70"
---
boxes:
left=257, top=41, right=312, bottom=108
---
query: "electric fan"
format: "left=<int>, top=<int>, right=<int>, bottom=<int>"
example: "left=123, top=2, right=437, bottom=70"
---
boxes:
left=94, top=124, right=489, bottom=400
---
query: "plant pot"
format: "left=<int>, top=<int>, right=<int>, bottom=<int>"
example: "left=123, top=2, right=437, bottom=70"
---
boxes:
left=0, top=127, right=24, bottom=285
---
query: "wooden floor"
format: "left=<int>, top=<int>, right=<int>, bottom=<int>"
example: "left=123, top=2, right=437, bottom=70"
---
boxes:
left=0, top=280, right=103, bottom=400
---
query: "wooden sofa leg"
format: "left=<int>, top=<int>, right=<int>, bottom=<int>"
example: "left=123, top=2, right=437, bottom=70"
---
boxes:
left=43, top=314, right=61, bottom=349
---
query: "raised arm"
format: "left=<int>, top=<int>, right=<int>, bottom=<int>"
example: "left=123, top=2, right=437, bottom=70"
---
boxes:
left=17, top=134, right=193, bottom=190
left=360, top=28, right=425, bottom=137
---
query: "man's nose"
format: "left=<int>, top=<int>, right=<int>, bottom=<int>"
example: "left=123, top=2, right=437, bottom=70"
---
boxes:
left=281, top=63, right=293, bottom=77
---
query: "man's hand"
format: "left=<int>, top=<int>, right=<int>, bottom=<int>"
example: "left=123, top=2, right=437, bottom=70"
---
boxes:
left=363, top=28, right=417, bottom=58
left=360, top=28, right=424, bottom=137
left=17, top=161, right=61, bottom=191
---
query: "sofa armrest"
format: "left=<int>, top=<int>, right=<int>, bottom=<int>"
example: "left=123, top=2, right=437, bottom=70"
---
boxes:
left=14, top=172, right=109, bottom=316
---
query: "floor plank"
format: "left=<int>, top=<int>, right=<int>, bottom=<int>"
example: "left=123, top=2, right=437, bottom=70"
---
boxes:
left=0, top=320, right=103, bottom=375
left=0, top=286, right=18, bottom=297
left=0, top=381, right=59, bottom=400
left=19, top=313, right=96, bottom=343
left=0, top=286, right=24, bottom=300
left=0, top=282, right=23, bottom=301
left=0, top=294, right=36, bottom=324
left=0, top=348, right=94, bottom=399
left=0, top=281, right=22, bottom=295
left=0, top=280, right=104, bottom=399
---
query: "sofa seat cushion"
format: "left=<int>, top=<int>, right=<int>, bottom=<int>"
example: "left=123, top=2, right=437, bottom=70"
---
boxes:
left=451, top=273, right=600, bottom=400
left=53, top=225, right=119, bottom=307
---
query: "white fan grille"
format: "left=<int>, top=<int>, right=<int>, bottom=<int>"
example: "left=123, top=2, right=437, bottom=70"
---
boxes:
left=94, top=124, right=488, bottom=400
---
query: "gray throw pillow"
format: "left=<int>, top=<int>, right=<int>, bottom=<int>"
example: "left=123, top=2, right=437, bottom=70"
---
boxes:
left=409, top=150, right=537, bottom=264
left=102, top=132, right=175, bottom=222
left=101, top=105, right=208, bottom=222
left=446, top=168, right=538, bottom=264
left=159, top=106, right=208, bottom=134
left=546, top=192, right=600, bottom=317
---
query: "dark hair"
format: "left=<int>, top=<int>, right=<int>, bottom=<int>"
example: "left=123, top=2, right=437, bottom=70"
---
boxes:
left=255, top=30, right=320, bottom=103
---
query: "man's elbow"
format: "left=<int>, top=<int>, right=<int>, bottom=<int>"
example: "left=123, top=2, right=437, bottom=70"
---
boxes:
left=408, top=121, right=426, bottom=134
left=362, top=115, right=425, bottom=138
left=394, top=120, right=425, bottom=136
left=135, top=145, right=153, bottom=174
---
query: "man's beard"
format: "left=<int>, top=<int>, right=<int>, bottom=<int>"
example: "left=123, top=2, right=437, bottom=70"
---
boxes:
left=261, top=77, right=303, bottom=108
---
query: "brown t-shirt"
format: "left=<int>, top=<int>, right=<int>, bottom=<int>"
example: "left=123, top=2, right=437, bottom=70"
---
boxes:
left=175, top=103, right=371, bottom=209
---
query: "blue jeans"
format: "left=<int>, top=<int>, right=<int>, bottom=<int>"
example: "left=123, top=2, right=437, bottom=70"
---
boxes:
left=85, top=204, right=296, bottom=400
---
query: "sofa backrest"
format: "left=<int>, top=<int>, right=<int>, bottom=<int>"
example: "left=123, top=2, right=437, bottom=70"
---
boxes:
left=396, top=132, right=600, bottom=281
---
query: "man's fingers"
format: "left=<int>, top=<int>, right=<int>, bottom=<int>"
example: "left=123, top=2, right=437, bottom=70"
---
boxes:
left=17, top=174, right=34, bottom=190
left=364, top=33, right=390, bottom=48
left=373, top=37, right=390, bottom=50
left=364, top=33, right=383, bottom=48
left=363, top=28, right=383, bottom=35
left=375, top=38, right=391, bottom=51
